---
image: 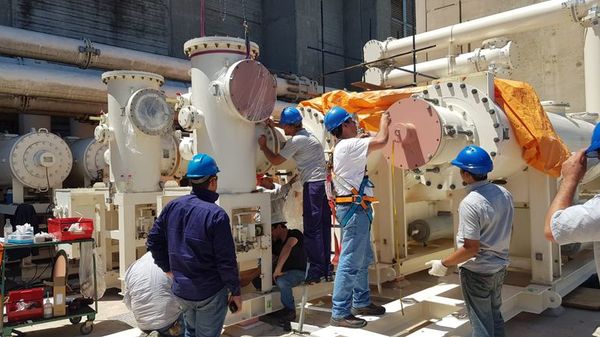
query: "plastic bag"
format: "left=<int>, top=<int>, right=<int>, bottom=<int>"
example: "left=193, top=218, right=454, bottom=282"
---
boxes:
left=79, top=242, right=106, bottom=299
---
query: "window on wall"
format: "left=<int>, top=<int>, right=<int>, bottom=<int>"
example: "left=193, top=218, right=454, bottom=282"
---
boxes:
left=391, top=0, right=416, bottom=38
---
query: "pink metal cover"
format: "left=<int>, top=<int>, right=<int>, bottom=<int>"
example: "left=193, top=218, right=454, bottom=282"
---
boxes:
left=228, top=60, right=276, bottom=122
left=383, top=98, right=442, bottom=169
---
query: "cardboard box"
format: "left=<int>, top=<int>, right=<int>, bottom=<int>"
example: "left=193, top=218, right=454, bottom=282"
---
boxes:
left=53, top=251, right=67, bottom=317
left=53, top=278, right=66, bottom=316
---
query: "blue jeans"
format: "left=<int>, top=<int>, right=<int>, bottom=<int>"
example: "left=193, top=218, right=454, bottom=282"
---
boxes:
left=178, top=287, right=228, bottom=337
left=276, top=269, right=306, bottom=309
left=459, top=267, right=507, bottom=337
left=331, top=204, right=373, bottom=318
left=143, top=314, right=185, bottom=337
left=303, top=181, right=332, bottom=279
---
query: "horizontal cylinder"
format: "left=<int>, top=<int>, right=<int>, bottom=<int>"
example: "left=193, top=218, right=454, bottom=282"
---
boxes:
left=365, top=42, right=513, bottom=88
left=363, top=0, right=597, bottom=66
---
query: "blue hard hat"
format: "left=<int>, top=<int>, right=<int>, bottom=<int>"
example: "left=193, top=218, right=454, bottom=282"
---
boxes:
left=279, top=107, right=303, bottom=125
left=324, top=106, right=352, bottom=132
left=451, top=145, right=493, bottom=175
left=187, top=153, right=220, bottom=178
left=586, top=123, right=600, bottom=158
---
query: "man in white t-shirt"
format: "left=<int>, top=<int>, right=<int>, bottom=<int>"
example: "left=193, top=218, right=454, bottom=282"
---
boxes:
left=323, top=106, right=390, bottom=328
left=258, top=107, right=331, bottom=282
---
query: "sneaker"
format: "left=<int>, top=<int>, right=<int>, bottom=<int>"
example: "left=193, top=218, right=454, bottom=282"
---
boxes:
left=330, top=314, right=367, bottom=328
left=351, top=303, right=386, bottom=316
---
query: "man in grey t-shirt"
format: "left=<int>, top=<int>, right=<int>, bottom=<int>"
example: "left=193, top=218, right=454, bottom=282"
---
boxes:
left=426, top=145, right=513, bottom=337
left=258, top=107, right=331, bottom=282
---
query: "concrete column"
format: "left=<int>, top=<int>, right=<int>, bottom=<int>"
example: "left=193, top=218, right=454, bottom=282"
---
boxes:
left=19, top=114, right=51, bottom=134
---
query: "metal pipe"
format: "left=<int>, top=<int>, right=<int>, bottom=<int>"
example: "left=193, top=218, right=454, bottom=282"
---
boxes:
left=0, top=25, right=191, bottom=81
left=0, top=26, right=330, bottom=102
left=365, top=42, right=513, bottom=88
left=0, top=57, right=189, bottom=103
left=363, top=0, right=599, bottom=66
left=0, top=93, right=105, bottom=117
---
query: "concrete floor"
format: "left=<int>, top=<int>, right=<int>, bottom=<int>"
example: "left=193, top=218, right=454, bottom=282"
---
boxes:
left=8, top=275, right=600, bottom=337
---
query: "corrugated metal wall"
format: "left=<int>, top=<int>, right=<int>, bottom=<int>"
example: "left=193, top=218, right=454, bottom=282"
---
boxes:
left=391, top=0, right=416, bottom=38
left=13, top=0, right=172, bottom=55
left=204, top=0, right=262, bottom=47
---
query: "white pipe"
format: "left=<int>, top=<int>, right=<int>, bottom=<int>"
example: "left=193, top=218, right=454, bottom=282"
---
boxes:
left=0, top=57, right=188, bottom=103
left=585, top=23, right=600, bottom=113
left=0, top=25, right=190, bottom=81
left=365, top=42, right=513, bottom=88
left=363, top=0, right=598, bottom=65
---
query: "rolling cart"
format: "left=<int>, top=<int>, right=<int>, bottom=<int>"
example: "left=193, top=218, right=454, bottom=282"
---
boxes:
left=0, top=238, right=98, bottom=336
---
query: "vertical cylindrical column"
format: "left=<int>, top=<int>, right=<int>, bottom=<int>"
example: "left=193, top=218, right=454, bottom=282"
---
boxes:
left=19, top=114, right=51, bottom=134
left=585, top=24, right=600, bottom=114
left=101, top=70, right=166, bottom=193
left=184, top=37, right=275, bottom=193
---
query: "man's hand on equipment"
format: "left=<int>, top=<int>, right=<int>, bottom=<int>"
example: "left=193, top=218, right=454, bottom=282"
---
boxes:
left=380, top=111, right=391, bottom=129
left=425, top=260, right=448, bottom=277
left=258, top=135, right=268, bottom=150
left=561, top=150, right=587, bottom=184
left=229, top=295, right=242, bottom=313
left=264, top=118, right=275, bottom=128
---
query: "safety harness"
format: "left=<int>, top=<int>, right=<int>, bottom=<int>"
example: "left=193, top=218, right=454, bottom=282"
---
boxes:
left=335, top=175, right=377, bottom=226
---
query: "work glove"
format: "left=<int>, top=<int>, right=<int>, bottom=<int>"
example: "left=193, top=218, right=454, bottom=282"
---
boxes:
left=425, top=260, right=448, bottom=277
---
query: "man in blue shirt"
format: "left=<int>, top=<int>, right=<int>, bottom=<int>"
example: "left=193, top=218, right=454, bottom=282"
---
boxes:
left=147, top=153, right=241, bottom=337
left=426, top=146, right=513, bottom=337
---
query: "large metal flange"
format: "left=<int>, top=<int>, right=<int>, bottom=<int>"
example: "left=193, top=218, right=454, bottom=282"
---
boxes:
left=184, top=36, right=260, bottom=59
left=10, top=131, right=73, bottom=189
left=126, top=88, right=174, bottom=136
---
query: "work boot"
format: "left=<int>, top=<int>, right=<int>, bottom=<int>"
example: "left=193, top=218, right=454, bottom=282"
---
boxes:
left=330, top=314, right=367, bottom=328
left=351, top=303, right=386, bottom=316
left=278, top=308, right=296, bottom=322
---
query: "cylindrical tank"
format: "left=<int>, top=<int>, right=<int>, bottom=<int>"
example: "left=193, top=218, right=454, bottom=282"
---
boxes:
left=408, top=215, right=453, bottom=243
left=65, top=137, right=107, bottom=186
left=184, top=37, right=276, bottom=193
left=0, top=129, right=72, bottom=189
left=383, top=81, right=595, bottom=192
left=101, top=70, right=174, bottom=193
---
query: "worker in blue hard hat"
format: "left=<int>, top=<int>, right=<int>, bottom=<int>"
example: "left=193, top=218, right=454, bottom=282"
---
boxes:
left=258, top=106, right=332, bottom=284
left=545, top=122, right=600, bottom=293
left=325, top=106, right=390, bottom=328
left=426, top=145, right=513, bottom=337
left=147, top=153, right=241, bottom=337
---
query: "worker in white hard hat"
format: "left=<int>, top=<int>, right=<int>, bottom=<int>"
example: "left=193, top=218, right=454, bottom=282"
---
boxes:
left=545, top=123, right=600, bottom=280
left=258, top=107, right=332, bottom=283
left=426, top=145, right=513, bottom=337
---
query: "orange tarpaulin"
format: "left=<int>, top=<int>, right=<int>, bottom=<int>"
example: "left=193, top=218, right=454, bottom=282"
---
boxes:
left=299, top=80, right=569, bottom=177
left=494, top=79, right=569, bottom=177
left=299, top=88, right=422, bottom=132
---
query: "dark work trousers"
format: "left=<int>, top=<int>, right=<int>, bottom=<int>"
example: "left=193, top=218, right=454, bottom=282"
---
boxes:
left=302, top=180, right=332, bottom=280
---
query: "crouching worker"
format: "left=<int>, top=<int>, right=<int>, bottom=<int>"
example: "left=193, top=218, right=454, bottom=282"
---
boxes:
left=124, top=252, right=184, bottom=337
left=270, top=222, right=308, bottom=322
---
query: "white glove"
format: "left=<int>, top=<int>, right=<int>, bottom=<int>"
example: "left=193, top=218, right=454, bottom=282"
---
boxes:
left=426, top=260, right=448, bottom=277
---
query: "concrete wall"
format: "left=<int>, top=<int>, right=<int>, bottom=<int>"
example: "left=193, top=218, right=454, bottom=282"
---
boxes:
left=419, top=0, right=586, bottom=112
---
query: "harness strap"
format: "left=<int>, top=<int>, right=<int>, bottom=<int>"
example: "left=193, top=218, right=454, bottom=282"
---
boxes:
left=338, top=175, right=374, bottom=227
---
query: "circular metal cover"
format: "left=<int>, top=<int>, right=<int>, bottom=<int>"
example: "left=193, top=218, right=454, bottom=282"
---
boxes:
left=126, top=88, right=174, bottom=135
left=382, top=98, right=443, bottom=169
left=160, top=135, right=179, bottom=176
left=10, top=131, right=73, bottom=189
left=255, top=123, right=280, bottom=173
left=84, top=140, right=108, bottom=179
left=227, top=60, right=276, bottom=122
